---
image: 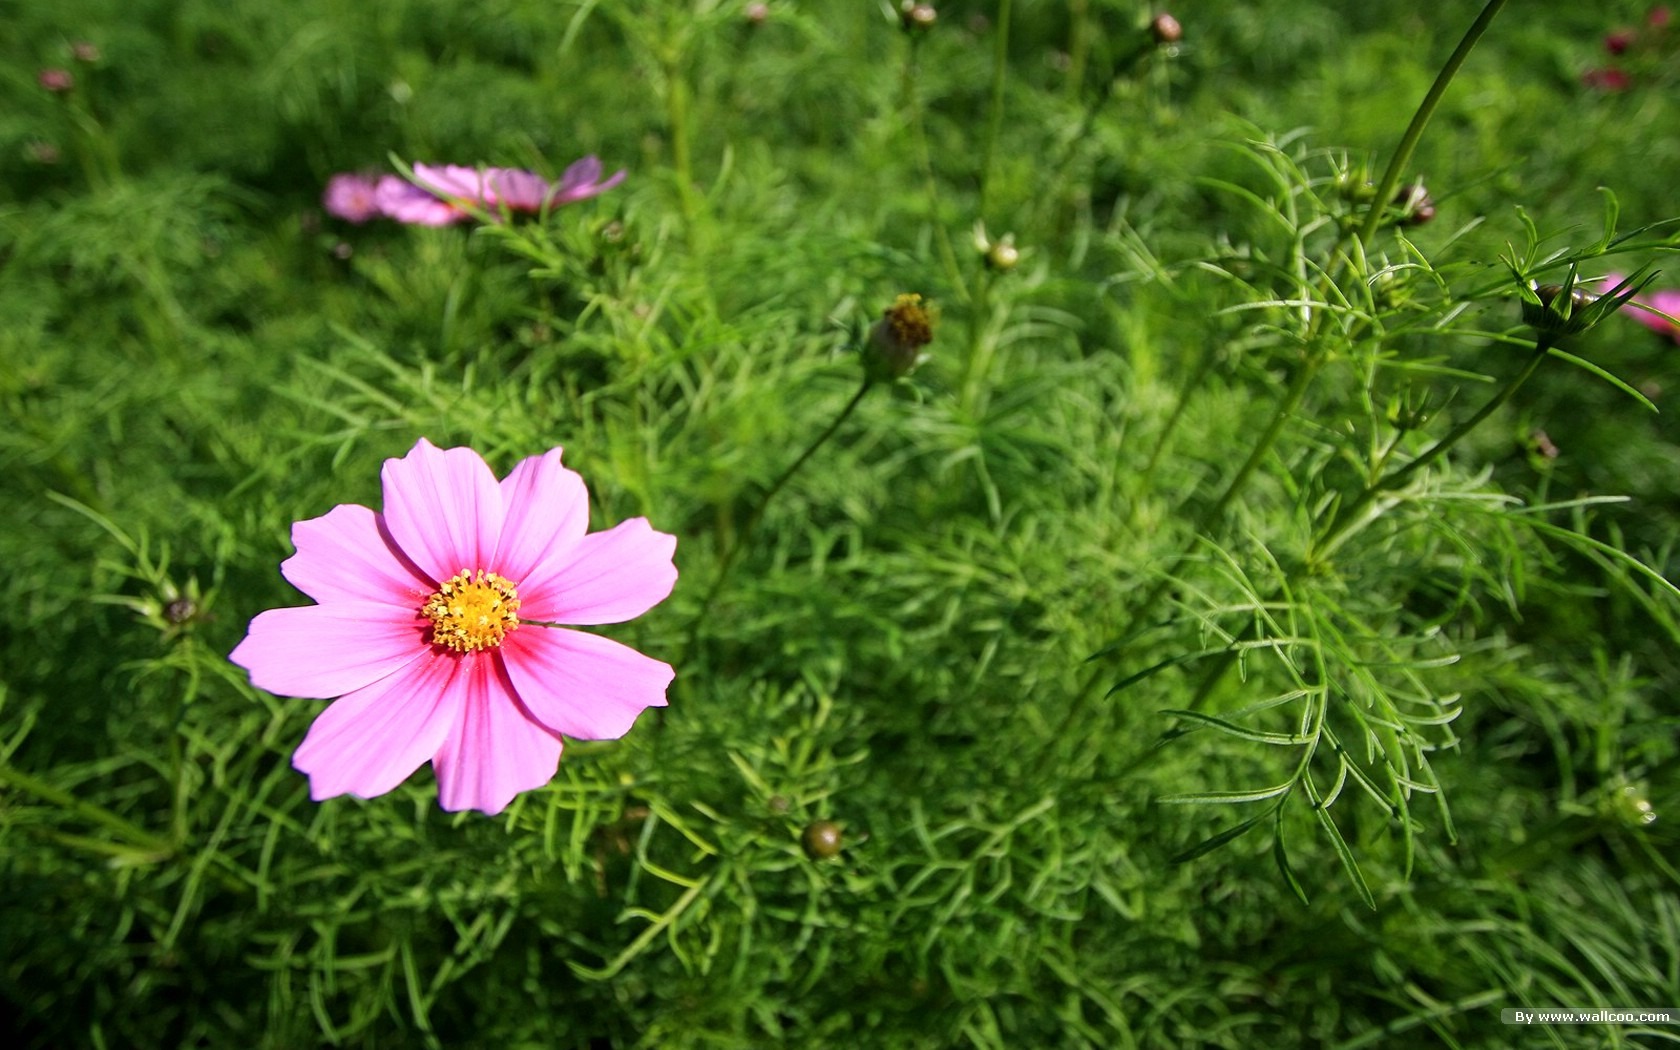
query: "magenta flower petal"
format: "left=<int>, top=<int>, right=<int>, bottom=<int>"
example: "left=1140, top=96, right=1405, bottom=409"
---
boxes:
left=487, top=168, right=551, bottom=213
left=379, top=438, right=505, bottom=581
left=293, top=654, right=465, bottom=801
left=548, top=155, right=627, bottom=207
left=323, top=173, right=382, bottom=224
left=282, top=503, right=433, bottom=607
left=492, top=447, right=590, bottom=583
left=230, top=602, right=428, bottom=699
left=374, top=175, right=465, bottom=226
left=413, top=163, right=488, bottom=203
left=501, top=627, right=672, bottom=740
left=431, top=661, right=564, bottom=814
left=520, top=517, right=678, bottom=625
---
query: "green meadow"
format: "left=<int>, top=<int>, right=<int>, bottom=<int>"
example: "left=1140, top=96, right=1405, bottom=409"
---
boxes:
left=4, top=0, right=1678, bottom=1045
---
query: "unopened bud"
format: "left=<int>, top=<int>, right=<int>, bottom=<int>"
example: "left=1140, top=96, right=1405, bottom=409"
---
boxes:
left=1394, top=181, right=1435, bottom=226
left=900, top=1, right=937, bottom=32
left=986, top=237, right=1020, bottom=272
left=973, top=223, right=1021, bottom=272
left=71, top=41, right=102, bottom=63
left=802, top=820, right=843, bottom=859
left=1522, top=281, right=1599, bottom=336
left=1150, top=13, right=1182, bottom=45
left=861, top=293, right=936, bottom=382
left=37, top=68, right=74, bottom=94
left=1526, top=429, right=1559, bottom=462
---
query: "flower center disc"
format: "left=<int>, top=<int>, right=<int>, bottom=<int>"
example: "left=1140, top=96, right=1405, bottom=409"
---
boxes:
left=423, top=569, right=521, bottom=652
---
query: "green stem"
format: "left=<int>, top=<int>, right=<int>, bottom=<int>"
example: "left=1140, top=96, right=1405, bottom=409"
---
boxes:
left=902, top=38, right=969, bottom=302
left=1355, top=0, right=1509, bottom=247
left=978, top=0, right=1014, bottom=221
left=662, top=46, right=698, bottom=225
left=684, top=381, right=875, bottom=658
left=1313, top=335, right=1553, bottom=561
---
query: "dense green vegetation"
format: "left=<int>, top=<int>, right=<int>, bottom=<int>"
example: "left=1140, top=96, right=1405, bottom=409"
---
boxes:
left=3, top=1, right=1677, bottom=1046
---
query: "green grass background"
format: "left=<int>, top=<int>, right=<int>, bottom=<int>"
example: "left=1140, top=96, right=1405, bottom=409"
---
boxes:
left=3, top=0, right=1678, bottom=1046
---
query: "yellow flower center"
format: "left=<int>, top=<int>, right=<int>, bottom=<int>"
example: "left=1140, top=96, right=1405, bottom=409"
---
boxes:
left=422, top=569, right=521, bottom=652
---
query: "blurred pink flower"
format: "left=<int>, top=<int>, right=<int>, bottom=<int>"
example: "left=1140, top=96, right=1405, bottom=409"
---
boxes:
left=322, top=173, right=382, bottom=224
left=365, top=159, right=626, bottom=225
left=230, top=438, right=678, bottom=815
left=1604, top=272, right=1680, bottom=342
left=37, top=68, right=74, bottom=93
left=1650, top=5, right=1672, bottom=29
left=1582, top=67, right=1632, bottom=91
left=1605, top=28, right=1635, bottom=54
left=547, top=155, right=628, bottom=207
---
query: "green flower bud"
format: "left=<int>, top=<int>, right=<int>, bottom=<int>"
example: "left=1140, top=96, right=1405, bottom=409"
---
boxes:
left=802, top=820, right=843, bottom=859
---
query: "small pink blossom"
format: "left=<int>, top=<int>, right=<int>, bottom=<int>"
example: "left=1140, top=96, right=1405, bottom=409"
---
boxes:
left=37, top=68, right=74, bottom=93
left=1650, top=5, right=1672, bottom=29
left=1605, top=28, right=1636, bottom=54
left=322, top=173, right=382, bottom=224
left=230, top=438, right=679, bottom=815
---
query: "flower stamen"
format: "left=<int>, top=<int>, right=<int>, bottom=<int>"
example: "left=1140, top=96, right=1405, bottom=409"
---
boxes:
left=422, top=569, right=521, bottom=652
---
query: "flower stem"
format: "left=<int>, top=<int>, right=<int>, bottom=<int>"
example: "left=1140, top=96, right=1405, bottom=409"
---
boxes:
left=661, top=45, right=698, bottom=226
left=684, top=380, right=875, bottom=659
left=1355, top=0, right=1509, bottom=247
left=977, top=0, right=1014, bottom=221
left=1312, top=334, right=1553, bottom=562
left=902, top=36, right=970, bottom=303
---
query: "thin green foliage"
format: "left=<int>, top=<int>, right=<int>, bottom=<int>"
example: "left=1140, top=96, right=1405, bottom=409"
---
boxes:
left=2, top=1, right=1678, bottom=1047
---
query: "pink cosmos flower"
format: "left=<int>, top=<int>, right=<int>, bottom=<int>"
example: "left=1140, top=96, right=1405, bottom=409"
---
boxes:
left=322, top=173, right=382, bottom=224
left=1604, top=272, right=1680, bottom=342
left=367, top=158, right=627, bottom=225
left=229, top=438, right=678, bottom=815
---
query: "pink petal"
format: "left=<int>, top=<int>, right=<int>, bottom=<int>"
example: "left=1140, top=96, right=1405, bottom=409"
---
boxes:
left=487, top=169, right=550, bottom=212
left=549, top=155, right=627, bottom=206
left=374, top=175, right=464, bottom=226
left=519, top=518, right=677, bottom=625
left=323, top=173, right=381, bottom=223
left=230, top=601, right=428, bottom=699
left=379, top=439, right=506, bottom=581
left=491, top=447, right=590, bottom=586
left=292, top=651, right=466, bottom=801
left=500, top=626, right=672, bottom=739
left=431, top=660, right=563, bottom=814
left=413, top=163, right=488, bottom=203
left=281, top=503, right=434, bottom=607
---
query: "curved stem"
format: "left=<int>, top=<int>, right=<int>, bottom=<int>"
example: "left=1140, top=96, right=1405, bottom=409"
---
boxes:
left=1355, top=0, right=1509, bottom=247
left=1313, top=335, right=1552, bottom=561
left=683, top=380, right=875, bottom=659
